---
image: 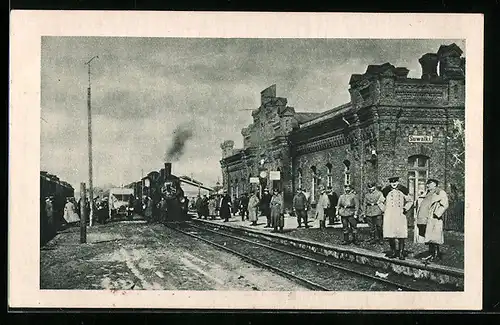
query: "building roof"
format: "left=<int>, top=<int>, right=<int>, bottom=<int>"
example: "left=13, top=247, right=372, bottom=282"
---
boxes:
left=298, top=102, right=352, bottom=129
left=295, top=112, right=322, bottom=123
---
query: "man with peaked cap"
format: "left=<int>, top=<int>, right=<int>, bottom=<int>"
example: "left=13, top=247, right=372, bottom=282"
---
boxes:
left=220, top=190, right=232, bottom=222
left=363, top=182, right=385, bottom=244
left=260, top=188, right=272, bottom=228
left=382, top=176, right=414, bottom=260
left=416, top=178, right=449, bottom=262
left=270, top=188, right=285, bottom=233
left=326, top=186, right=339, bottom=225
left=336, top=184, right=360, bottom=245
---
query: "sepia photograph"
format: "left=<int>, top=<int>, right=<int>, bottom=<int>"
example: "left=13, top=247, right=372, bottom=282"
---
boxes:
left=9, top=11, right=483, bottom=310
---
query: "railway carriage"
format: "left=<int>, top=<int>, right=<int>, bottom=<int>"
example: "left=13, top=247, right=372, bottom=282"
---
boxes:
left=40, top=171, right=75, bottom=245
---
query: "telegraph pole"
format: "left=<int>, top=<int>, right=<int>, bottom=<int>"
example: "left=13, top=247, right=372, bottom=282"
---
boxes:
left=80, top=182, right=87, bottom=243
left=85, top=55, right=99, bottom=226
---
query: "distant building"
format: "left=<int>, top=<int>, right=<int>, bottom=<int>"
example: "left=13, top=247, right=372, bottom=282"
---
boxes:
left=220, top=43, right=465, bottom=230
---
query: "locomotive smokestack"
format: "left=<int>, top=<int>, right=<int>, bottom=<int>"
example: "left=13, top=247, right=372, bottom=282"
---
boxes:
left=165, top=162, right=172, bottom=180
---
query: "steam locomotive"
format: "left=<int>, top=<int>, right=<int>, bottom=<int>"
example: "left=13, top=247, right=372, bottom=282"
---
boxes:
left=125, top=162, right=190, bottom=221
left=40, top=171, right=75, bottom=245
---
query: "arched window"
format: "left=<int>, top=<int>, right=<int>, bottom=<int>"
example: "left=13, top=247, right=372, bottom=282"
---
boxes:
left=311, top=166, right=317, bottom=199
left=407, top=155, right=430, bottom=210
left=326, top=163, right=333, bottom=188
left=234, top=179, right=239, bottom=198
left=297, top=168, right=303, bottom=190
left=343, top=160, right=351, bottom=186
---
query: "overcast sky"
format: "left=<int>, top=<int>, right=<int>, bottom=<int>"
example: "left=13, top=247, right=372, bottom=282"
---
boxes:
left=40, top=37, right=465, bottom=189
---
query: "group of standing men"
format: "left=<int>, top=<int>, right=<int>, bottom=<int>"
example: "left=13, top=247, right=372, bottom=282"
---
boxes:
left=318, top=176, right=449, bottom=262
left=290, top=175, right=449, bottom=262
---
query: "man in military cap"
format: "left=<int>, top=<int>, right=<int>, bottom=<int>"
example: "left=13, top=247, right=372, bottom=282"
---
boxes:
left=326, top=186, right=339, bottom=225
left=363, top=182, right=385, bottom=244
left=293, top=188, right=309, bottom=228
left=415, top=178, right=449, bottom=262
left=382, top=176, right=413, bottom=260
left=336, top=184, right=360, bottom=245
left=260, top=188, right=272, bottom=228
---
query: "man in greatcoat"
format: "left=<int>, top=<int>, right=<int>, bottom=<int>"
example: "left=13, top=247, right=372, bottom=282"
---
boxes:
left=270, top=188, right=285, bottom=233
left=220, top=191, right=232, bottom=222
left=292, top=188, right=309, bottom=228
left=260, top=188, right=272, bottom=228
left=326, top=187, right=339, bottom=225
left=363, top=182, right=385, bottom=244
left=247, top=191, right=260, bottom=226
left=382, top=176, right=414, bottom=260
left=416, top=178, right=449, bottom=262
left=336, top=184, right=360, bottom=245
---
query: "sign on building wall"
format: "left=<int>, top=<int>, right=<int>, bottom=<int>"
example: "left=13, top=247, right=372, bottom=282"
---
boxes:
left=270, top=171, right=281, bottom=180
left=408, top=135, right=433, bottom=143
left=249, top=177, right=260, bottom=184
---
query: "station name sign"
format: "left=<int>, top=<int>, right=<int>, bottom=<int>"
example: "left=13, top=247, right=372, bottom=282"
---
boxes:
left=408, top=135, right=433, bottom=143
left=249, top=177, right=260, bottom=184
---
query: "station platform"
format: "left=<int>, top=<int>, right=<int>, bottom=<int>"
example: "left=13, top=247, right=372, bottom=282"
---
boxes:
left=190, top=212, right=464, bottom=289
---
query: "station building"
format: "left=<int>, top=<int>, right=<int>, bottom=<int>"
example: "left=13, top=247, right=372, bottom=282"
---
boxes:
left=220, top=43, right=466, bottom=230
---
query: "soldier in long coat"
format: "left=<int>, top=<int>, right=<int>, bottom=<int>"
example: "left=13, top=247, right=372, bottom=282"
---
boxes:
left=220, top=191, right=232, bottom=222
left=382, top=176, right=414, bottom=260
left=260, top=189, right=272, bottom=228
left=248, top=191, right=260, bottom=226
left=270, top=188, right=284, bottom=233
left=315, top=187, right=331, bottom=229
left=416, top=178, right=449, bottom=262
left=326, top=187, right=339, bottom=225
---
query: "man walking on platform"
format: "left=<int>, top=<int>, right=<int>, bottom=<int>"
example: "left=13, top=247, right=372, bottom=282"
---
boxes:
left=293, top=188, right=309, bottom=228
left=382, top=176, right=413, bottom=260
left=326, top=187, right=339, bottom=225
left=363, top=182, right=385, bottom=244
left=336, top=184, right=360, bottom=245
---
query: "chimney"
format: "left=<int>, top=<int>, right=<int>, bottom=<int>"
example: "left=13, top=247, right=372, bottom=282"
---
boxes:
left=164, top=162, right=172, bottom=180
left=261, top=84, right=276, bottom=106
left=419, top=53, right=439, bottom=80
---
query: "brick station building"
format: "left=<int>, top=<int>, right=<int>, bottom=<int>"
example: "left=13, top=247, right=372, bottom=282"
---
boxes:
left=220, top=43, right=465, bottom=230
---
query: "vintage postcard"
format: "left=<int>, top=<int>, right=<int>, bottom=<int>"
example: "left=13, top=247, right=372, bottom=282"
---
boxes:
left=9, top=11, right=483, bottom=310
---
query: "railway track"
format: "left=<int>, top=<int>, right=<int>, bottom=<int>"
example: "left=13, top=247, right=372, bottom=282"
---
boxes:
left=164, top=221, right=441, bottom=292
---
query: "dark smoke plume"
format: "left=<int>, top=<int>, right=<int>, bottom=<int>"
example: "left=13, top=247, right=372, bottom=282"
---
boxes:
left=165, top=123, right=194, bottom=162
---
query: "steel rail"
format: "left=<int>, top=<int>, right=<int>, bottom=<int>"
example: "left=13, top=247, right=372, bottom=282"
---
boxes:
left=186, top=222, right=420, bottom=292
left=164, top=223, right=331, bottom=291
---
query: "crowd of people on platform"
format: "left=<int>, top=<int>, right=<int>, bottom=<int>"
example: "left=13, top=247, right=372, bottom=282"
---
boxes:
left=42, top=175, right=449, bottom=263
left=190, top=176, right=449, bottom=263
